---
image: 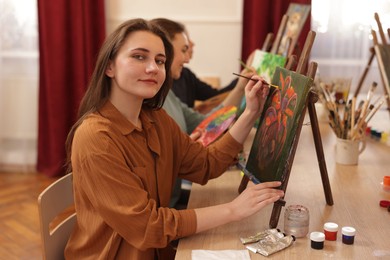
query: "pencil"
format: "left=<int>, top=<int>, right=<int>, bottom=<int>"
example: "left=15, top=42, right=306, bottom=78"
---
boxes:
left=232, top=72, right=279, bottom=89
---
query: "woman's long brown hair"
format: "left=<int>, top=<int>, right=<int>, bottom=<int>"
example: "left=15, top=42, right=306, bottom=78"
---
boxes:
left=64, top=18, right=174, bottom=173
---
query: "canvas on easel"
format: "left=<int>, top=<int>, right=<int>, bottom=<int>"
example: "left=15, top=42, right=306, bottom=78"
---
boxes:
left=374, top=44, right=390, bottom=103
left=251, top=50, right=287, bottom=83
left=245, top=67, right=312, bottom=183
left=277, top=3, right=311, bottom=57
left=238, top=31, right=334, bottom=228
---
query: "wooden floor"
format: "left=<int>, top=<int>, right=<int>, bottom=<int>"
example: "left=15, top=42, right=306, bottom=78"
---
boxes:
left=0, top=170, right=58, bottom=260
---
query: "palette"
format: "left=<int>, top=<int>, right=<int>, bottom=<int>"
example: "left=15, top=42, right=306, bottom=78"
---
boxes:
left=192, top=105, right=237, bottom=146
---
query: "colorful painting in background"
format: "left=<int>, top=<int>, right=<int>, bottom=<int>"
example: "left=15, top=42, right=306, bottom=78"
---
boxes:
left=194, top=91, right=231, bottom=115
left=277, top=3, right=311, bottom=56
left=237, top=50, right=286, bottom=121
left=192, top=105, right=237, bottom=146
left=245, top=67, right=313, bottom=183
left=251, top=50, right=287, bottom=83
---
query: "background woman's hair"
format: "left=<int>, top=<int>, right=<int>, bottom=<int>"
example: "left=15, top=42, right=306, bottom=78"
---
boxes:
left=150, top=18, right=186, bottom=41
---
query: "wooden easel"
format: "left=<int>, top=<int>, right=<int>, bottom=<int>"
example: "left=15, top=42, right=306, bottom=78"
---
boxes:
left=262, top=14, right=296, bottom=60
left=261, top=14, right=299, bottom=71
left=195, top=14, right=291, bottom=115
left=354, top=13, right=390, bottom=111
left=238, top=31, right=334, bottom=228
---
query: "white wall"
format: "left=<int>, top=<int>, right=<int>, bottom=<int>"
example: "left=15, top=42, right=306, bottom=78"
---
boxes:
left=105, top=0, right=244, bottom=86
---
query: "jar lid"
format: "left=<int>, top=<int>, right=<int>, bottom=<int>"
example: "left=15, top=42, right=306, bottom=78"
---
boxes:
left=380, top=200, right=390, bottom=208
left=383, top=176, right=390, bottom=186
left=310, top=231, right=325, bottom=242
left=286, top=204, right=309, bottom=212
left=324, top=222, right=338, bottom=231
left=342, top=226, right=356, bottom=236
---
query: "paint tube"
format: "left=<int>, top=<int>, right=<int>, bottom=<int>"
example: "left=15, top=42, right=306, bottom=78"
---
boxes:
left=240, top=228, right=280, bottom=245
left=243, top=230, right=295, bottom=256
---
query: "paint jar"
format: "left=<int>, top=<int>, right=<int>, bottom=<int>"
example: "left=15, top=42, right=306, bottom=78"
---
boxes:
left=324, top=222, right=338, bottom=241
left=284, top=205, right=309, bottom=238
left=310, top=232, right=325, bottom=250
left=381, top=132, right=388, bottom=144
left=342, top=226, right=356, bottom=245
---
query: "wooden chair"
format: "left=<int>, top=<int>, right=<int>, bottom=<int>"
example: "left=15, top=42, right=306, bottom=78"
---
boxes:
left=37, top=172, right=76, bottom=260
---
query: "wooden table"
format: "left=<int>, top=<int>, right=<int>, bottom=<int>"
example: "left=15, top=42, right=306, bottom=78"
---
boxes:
left=175, top=110, right=390, bottom=259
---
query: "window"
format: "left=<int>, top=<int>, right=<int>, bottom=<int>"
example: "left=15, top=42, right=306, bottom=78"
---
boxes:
left=0, top=0, right=38, bottom=170
left=311, top=0, right=390, bottom=93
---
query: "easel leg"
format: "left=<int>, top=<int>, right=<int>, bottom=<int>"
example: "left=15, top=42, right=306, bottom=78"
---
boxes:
left=308, top=97, right=334, bottom=205
left=238, top=175, right=249, bottom=194
left=354, top=49, right=375, bottom=97
left=269, top=199, right=286, bottom=228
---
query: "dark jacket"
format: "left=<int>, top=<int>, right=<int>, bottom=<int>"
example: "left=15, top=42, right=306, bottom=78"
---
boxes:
left=172, top=67, right=237, bottom=107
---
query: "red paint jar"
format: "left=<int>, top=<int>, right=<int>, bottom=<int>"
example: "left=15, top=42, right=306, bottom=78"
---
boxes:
left=324, top=222, right=338, bottom=241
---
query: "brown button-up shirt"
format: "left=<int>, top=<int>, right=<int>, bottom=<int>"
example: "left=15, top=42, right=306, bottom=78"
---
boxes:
left=65, top=101, right=242, bottom=259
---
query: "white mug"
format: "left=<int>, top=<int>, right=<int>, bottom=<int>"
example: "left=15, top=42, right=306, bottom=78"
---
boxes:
left=335, top=138, right=366, bottom=165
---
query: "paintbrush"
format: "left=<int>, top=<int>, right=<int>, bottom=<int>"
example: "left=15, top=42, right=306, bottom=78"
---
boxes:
left=236, top=162, right=261, bottom=184
left=353, top=82, right=378, bottom=137
left=365, top=95, right=388, bottom=123
left=238, top=59, right=253, bottom=71
left=342, top=99, right=352, bottom=139
left=353, top=104, right=374, bottom=138
left=360, top=82, right=378, bottom=121
left=232, top=72, right=279, bottom=89
left=350, top=96, right=356, bottom=137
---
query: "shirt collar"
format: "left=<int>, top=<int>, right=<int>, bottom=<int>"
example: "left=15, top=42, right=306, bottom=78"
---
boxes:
left=99, top=100, right=156, bottom=136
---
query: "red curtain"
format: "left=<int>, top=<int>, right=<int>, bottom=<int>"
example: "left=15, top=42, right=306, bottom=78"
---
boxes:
left=37, top=0, right=106, bottom=177
left=241, top=0, right=311, bottom=61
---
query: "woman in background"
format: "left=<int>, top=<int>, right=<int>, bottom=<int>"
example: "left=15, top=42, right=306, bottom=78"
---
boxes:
left=64, top=18, right=283, bottom=260
left=152, top=18, right=255, bottom=209
left=172, top=27, right=238, bottom=108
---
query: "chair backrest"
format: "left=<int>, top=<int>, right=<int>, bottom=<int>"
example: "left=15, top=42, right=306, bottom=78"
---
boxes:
left=37, top=172, right=76, bottom=260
